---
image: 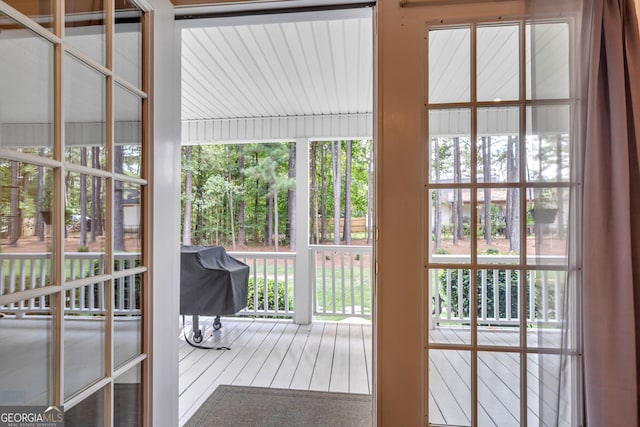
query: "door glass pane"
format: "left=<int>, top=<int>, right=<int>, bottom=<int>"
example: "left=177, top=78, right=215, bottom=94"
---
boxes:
left=476, top=187, right=521, bottom=262
left=65, top=0, right=105, bottom=66
left=526, top=186, right=568, bottom=264
left=65, top=172, right=107, bottom=280
left=429, top=267, right=471, bottom=345
left=477, top=107, right=520, bottom=183
left=429, top=27, right=470, bottom=103
left=526, top=23, right=570, bottom=100
left=64, top=283, right=106, bottom=399
left=0, top=161, right=55, bottom=289
left=478, top=352, right=521, bottom=425
left=527, top=354, right=572, bottom=425
left=429, top=350, right=471, bottom=426
left=115, top=1, right=142, bottom=88
left=114, top=272, right=142, bottom=368
left=429, top=189, right=471, bottom=264
left=526, top=105, right=570, bottom=182
left=115, top=182, right=142, bottom=255
left=527, top=269, right=566, bottom=348
left=429, top=109, right=471, bottom=183
left=65, top=54, right=106, bottom=169
left=0, top=20, right=54, bottom=157
left=0, top=295, right=55, bottom=405
left=477, top=268, right=521, bottom=347
left=115, top=84, right=142, bottom=179
left=115, top=365, right=142, bottom=427
left=65, top=386, right=105, bottom=427
left=1, top=2, right=54, bottom=31
left=477, top=24, right=520, bottom=102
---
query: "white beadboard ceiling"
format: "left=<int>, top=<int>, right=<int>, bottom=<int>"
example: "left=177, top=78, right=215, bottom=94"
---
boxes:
left=180, top=7, right=374, bottom=125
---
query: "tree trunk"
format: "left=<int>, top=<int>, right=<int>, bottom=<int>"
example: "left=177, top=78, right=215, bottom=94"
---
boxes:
left=287, top=143, right=296, bottom=250
left=433, top=138, right=441, bottom=249
left=9, top=161, right=20, bottom=246
left=265, top=194, right=272, bottom=246
left=253, top=152, right=260, bottom=243
left=273, top=191, right=279, bottom=252
left=320, top=143, right=327, bottom=242
left=332, top=141, right=341, bottom=244
left=91, top=146, right=103, bottom=240
left=343, top=140, right=352, bottom=245
left=453, top=137, right=464, bottom=243
left=114, top=146, right=125, bottom=250
left=35, top=149, right=45, bottom=241
left=237, top=145, right=245, bottom=246
left=80, top=147, right=88, bottom=247
left=227, top=147, right=236, bottom=250
left=482, top=136, right=492, bottom=245
left=183, top=146, right=193, bottom=246
left=556, top=134, right=565, bottom=239
left=310, top=141, right=319, bottom=244
left=507, top=136, right=520, bottom=252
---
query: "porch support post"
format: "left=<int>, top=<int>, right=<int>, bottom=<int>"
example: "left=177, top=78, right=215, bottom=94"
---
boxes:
left=294, top=137, right=311, bottom=324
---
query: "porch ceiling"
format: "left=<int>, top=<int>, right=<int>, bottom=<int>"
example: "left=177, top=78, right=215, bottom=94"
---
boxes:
left=180, top=7, right=374, bottom=136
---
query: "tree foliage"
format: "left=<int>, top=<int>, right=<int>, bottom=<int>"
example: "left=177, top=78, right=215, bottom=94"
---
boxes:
left=180, top=140, right=373, bottom=249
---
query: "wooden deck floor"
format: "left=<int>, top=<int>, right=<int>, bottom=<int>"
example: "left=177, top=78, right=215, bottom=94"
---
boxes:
left=0, top=316, right=561, bottom=426
left=178, top=317, right=373, bottom=426
left=179, top=320, right=563, bottom=427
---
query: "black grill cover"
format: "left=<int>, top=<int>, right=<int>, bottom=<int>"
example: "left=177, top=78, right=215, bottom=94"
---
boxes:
left=180, top=246, right=249, bottom=316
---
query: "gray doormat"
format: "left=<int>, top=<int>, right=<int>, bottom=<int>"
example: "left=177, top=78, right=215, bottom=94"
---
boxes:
left=185, top=385, right=372, bottom=427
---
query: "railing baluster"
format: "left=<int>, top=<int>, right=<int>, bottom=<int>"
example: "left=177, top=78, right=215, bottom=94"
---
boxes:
left=358, top=250, right=363, bottom=315
left=492, top=269, right=499, bottom=321
left=529, top=270, right=535, bottom=323
left=542, top=270, right=549, bottom=323
left=321, top=249, right=326, bottom=315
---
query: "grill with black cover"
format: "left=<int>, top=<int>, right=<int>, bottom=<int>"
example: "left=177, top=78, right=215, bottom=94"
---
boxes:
left=180, top=245, right=249, bottom=343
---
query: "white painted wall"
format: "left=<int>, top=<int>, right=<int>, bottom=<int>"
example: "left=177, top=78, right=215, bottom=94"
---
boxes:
left=148, top=1, right=181, bottom=426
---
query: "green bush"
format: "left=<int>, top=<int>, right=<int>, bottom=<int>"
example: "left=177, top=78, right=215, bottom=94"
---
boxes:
left=439, top=269, right=523, bottom=320
left=247, top=278, right=293, bottom=312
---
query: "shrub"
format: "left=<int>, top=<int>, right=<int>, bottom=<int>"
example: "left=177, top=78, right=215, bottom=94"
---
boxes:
left=77, top=246, right=89, bottom=252
left=247, top=278, right=293, bottom=312
left=439, top=269, right=523, bottom=320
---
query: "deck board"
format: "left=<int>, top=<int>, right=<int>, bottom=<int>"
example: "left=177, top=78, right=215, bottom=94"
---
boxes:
left=329, top=323, right=350, bottom=393
left=308, top=322, right=338, bottom=391
left=289, top=322, right=325, bottom=390
left=251, top=323, right=299, bottom=387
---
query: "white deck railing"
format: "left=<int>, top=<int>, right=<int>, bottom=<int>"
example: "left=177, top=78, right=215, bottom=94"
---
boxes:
left=0, top=251, right=563, bottom=327
left=0, top=252, right=141, bottom=316
left=229, top=251, right=295, bottom=317
left=431, top=255, right=567, bottom=327
left=310, top=245, right=373, bottom=318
